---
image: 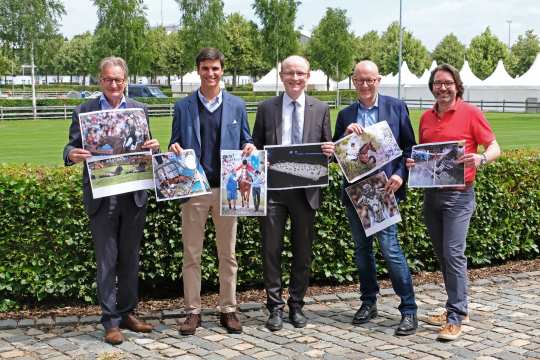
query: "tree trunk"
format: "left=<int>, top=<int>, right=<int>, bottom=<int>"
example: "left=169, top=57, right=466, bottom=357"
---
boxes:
left=233, top=68, right=237, bottom=89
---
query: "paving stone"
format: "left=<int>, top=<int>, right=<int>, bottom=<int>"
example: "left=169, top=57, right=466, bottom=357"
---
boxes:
left=337, top=293, right=358, bottom=301
left=79, top=316, right=100, bottom=325
left=0, top=321, right=17, bottom=331
left=16, top=319, right=35, bottom=328
left=239, top=303, right=263, bottom=312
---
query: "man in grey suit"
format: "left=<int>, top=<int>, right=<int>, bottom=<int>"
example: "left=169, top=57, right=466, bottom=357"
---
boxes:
left=253, top=55, right=334, bottom=331
left=63, top=56, right=159, bottom=345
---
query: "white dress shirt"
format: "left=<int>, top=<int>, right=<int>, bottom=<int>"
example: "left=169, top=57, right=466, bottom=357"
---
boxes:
left=281, top=92, right=305, bottom=145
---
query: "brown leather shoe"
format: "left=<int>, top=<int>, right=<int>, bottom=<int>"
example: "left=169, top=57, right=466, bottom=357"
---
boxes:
left=220, top=312, right=242, bottom=334
left=179, top=313, right=201, bottom=336
left=120, top=314, right=153, bottom=333
left=104, top=327, right=124, bottom=345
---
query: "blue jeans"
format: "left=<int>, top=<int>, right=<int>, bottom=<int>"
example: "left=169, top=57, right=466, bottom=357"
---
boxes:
left=345, top=203, right=417, bottom=315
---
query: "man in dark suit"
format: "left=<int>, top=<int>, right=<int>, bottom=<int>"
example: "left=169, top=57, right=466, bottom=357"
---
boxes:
left=333, top=60, right=418, bottom=336
left=169, top=48, right=255, bottom=336
left=253, top=55, right=334, bottom=331
left=63, top=57, right=159, bottom=345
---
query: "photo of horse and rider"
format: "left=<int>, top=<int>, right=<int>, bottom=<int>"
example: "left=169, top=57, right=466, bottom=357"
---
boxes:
left=87, top=152, right=154, bottom=199
left=334, top=121, right=402, bottom=183
left=220, top=150, right=267, bottom=216
left=79, top=108, right=150, bottom=158
left=345, top=172, right=401, bottom=237
left=152, top=150, right=211, bottom=202
left=408, top=140, right=466, bottom=188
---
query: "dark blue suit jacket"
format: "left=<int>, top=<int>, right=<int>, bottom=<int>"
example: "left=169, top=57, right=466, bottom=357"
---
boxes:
left=333, top=94, right=416, bottom=202
left=169, top=90, right=253, bottom=160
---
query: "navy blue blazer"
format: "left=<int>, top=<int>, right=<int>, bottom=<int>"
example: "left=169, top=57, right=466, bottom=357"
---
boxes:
left=333, top=94, right=416, bottom=202
left=169, top=91, right=253, bottom=160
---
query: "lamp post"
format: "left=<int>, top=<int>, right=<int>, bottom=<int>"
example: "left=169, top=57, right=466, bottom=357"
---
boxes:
left=506, top=20, right=512, bottom=48
left=397, top=0, right=403, bottom=99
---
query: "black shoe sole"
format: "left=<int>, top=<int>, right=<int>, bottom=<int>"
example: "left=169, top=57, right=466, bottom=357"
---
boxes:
left=224, top=328, right=243, bottom=334
left=266, top=322, right=283, bottom=331
left=352, top=311, right=378, bottom=325
left=395, top=327, right=417, bottom=336
left=291, top=321, right=307, bottom=328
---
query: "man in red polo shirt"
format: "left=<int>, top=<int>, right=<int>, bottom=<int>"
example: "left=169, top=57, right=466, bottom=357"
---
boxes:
left=407, top=63, right=500, bottom=341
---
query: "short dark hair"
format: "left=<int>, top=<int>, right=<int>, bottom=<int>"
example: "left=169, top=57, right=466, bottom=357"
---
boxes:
left=196, top=48, right=225, bottom=69
left=428, top=63, right=464, bottom=99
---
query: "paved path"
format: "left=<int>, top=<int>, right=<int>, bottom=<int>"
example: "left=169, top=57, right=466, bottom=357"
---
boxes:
left=1, top=271, right=540, bottom=360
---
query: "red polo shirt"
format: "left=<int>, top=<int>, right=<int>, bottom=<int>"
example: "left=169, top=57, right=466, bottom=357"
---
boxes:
left=419, top=99, right=496, bottom=183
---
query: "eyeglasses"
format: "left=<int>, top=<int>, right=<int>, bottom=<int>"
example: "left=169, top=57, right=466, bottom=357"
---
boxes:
left=433, top=81, right=455, bottom=88
left=101, top=78, right=125, bottom=85
left=353, top=78, right=378, bottom=86
left=281, top=71, right=308, bottom=78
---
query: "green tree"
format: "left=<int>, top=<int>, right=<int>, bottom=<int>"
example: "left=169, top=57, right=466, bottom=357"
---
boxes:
left=431, top=33, right=466, bottom=70
left=93, top=0, right=150, bottom=79
left=467, top=27, right=509, bottom=80
left=164, top=30, right=189, bottom=88
left=378, top=22, right=431, bottom=76
left=223, top=13, right=262, bottom=88
left=34, top=28, right=64, bottom=84
left=54, top=32, right=95, bottom=85
left=306, top=7, right=355, bottom=90
left=252, top=0, right=299, bottom=72
left=354, top=30, right=382, bottom=64
left=175, top=0, right=226, bottom=67
left=146, top=26, right=169, bottom=83
left=508, top=30, right=540, bottom=77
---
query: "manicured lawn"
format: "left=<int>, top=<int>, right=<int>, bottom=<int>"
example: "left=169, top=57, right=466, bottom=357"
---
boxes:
left=1, top=109, right=539, bottom=165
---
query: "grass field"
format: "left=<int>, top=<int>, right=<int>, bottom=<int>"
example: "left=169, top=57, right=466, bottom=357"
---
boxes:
left=1, top=109, right=539, bottom=165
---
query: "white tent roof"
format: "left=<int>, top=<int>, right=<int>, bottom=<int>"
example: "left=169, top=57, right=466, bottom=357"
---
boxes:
left=419, top=60, right=437, bottom=83
left=514, top=54, right=540, bottom=86
left=482, top=60, right=516, bottom=86
left=399, top=61, right=423, bottom=85
left=380, top=72, right=398, bottom=85
left=253, top=67, right=336, bottom=91
left=459, top=61, right=484, bottom=86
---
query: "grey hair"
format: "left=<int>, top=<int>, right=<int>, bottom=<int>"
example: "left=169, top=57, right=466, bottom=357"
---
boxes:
left=99, top=56, right=128, bottom=79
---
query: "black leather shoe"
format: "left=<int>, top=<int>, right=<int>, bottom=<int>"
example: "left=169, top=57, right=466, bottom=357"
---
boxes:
left=352, top=303, right=377, bottom=325
left=289, top=307, right=307, bottom=328
left=395, top=313, right=418, bottom=336
left=266, top=308, right=283, bottom=331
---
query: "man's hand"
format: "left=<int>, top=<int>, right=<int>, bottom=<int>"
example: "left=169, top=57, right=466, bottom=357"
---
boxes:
left=321, top=142, right=335, bottom=158
left=142, top=139, right=160, bottom=152
left=385, top=174, right=403, bottom=193
left=169, top=142, right=183, bottom=155
left=345, top=123, right=364, bottom=136
left=68, top=148, right=92, bottom=164
left=405, top=158, right=415, bottom=169
left=458, top=153, right=482, bottom=168
left=242, top=143, right=256, bottom=156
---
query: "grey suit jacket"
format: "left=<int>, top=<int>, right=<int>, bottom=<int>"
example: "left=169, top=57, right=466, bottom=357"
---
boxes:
left=63, top=98, right=150, bottom=216
left=252, top=94, right=332, bottom=210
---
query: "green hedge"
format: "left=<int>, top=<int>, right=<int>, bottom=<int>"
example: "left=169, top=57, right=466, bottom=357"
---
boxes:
left=0, top=150, right=539, bottom=310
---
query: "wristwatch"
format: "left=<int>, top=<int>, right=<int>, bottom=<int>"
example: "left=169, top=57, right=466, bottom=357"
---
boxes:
left=480, top=153, right=487, bottom=166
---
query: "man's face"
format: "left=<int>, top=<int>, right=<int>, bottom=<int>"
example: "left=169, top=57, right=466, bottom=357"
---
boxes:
left=100, top=65, right=126, bottom=103
left=197, top=59, right=223, bottom=89
left=432, top=70, right=457, bottom=107
left=280, top=58, right=310, bottom=100
left=353, top=65, right=380, bottom=106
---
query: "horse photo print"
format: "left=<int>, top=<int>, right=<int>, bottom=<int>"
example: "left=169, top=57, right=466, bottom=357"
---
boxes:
left=152, top=150, right=211, bottom=202
left=334, top=121, right=402, bottom=183
left=345, top=172, right=401, bottom=237
left=220, top=150, right=267, bottom=216
left=264, top=143, right=329, bottom=190
left=408, top=140, right=466, bottom=188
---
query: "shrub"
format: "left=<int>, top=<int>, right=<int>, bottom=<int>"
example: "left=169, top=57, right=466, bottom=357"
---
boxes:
left=0, top=150, right=538, bottom=309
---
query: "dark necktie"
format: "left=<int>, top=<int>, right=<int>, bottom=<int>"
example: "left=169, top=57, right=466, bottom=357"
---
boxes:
left=291, top=101, right=302, bottom=144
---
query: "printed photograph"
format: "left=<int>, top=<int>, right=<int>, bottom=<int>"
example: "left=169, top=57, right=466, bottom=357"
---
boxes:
left=87, top=152, right=153, bottom=199
left=264, top=143, right=329, bottom=190
left=79, top=108, right=150, bottom=158
left=408, top=140, right=465, bottom=188
left=152, top=151, right=211, bottom=202
left=334, top=121, right=402, bottom=183
left=345, top=172, right=402, bottom=237
left=220, top=150, right=267, bottom=216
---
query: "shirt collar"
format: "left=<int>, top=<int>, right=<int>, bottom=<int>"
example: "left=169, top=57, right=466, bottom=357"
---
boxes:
left=432, top=98, right=462, bottom=115
left=358, top=94, right=379, bottom=110
left=99, top=94, right=127, bottom=110
left=283, top=92, right=306, bottom=107
left=197, top=89, right=223, bottom=106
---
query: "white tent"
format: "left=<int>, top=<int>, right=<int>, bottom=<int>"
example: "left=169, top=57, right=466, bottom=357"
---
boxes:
left=482, top=60, right=516, bottom=86
left=514, top=54, right=540, bottom=86
left=459, top=61, right=484, bottom=86
left=171, top=71, right=225, bottom=94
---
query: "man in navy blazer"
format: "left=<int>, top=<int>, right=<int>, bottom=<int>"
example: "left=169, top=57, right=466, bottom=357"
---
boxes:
left=64, top=57, right=159, bottom=345
left=169, top=48, right=255, bottom=336
left=333, top=60, right=418, bottom=336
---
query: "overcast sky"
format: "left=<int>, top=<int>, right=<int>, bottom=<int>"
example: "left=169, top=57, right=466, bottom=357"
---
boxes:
left=60, top=0, right=540, bottom=51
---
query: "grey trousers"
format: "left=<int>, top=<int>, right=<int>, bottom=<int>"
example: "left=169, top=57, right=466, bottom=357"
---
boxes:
left=423, top=187, right=475, bottom=324
left=89, top=194, right=147, bottom=329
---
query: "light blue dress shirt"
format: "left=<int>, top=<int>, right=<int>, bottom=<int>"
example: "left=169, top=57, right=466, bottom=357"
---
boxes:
left=99, top=94, right=127, bottom=110
left=356, top=94, right=379, bottom=127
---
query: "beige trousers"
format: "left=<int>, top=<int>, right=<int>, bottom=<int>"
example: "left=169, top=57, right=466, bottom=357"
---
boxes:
left=181, top=188, right=238, bottom=314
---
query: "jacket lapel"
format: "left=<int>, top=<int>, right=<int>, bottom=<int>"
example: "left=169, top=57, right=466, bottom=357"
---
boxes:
left=187, top=92, right=201, bottom=149
left=274, top=95, right=284, bottom=145
left=220, top=91, right=231, bottom=143
left=377, top=95, right=388, bottom=125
